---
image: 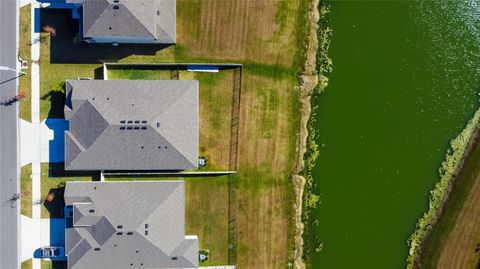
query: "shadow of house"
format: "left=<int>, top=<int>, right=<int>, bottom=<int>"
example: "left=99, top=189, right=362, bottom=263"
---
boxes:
left=43, top=163, right=99, bottom=219
left=45, top=118, right=69, bottom=163
left=40, top=8, right=171, bottom=64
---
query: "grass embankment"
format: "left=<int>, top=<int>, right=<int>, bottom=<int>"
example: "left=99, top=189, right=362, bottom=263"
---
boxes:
left=406, top=108, right=480, bottom=269
left=301, top=0, right=333, bottom=262
left=40, top=163, right=92, bottom=218
left=21, top=164, right=32, bottom=217
left=106, top=176, right=229, bottom=266
left=419, top=133, right=480, bottom=269
left=19, top=5, right=31, bottom=121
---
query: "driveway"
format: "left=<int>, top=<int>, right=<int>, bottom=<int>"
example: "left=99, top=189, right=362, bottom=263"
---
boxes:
left=21, top=118, right=68, bottom=166
left=21, top=215, right=65, bottom=261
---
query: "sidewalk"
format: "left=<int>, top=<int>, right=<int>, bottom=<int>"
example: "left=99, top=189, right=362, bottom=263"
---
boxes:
left=30, top=2, right=41, bottom=269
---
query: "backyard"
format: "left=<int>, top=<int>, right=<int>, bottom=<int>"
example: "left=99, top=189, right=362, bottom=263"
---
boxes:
left=106, top=175, right=230, bottom=266
left=34, top=0, right=309, bottom=267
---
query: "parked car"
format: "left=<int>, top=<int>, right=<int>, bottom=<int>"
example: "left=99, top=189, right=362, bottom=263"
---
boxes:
left=39, top=246, right=65, bottom=259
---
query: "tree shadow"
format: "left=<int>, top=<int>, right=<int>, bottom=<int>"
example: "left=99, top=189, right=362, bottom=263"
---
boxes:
left=43, top=186, right=65, bottom=218
left=40, top=80, right=67, bottom=120
left=43, top=163, right=99, bottom=218
left=40, top=8, right=172, bottom=64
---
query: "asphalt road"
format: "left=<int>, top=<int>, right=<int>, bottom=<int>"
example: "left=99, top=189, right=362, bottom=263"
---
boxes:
left=0, top=0, right=20, bottom=268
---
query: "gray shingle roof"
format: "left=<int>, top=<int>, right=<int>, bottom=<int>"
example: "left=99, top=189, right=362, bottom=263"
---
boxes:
left=82, top=0, right=176, bottom=43
left=64, top=181, right=199, bottom=269
left=64, top=80, right=199, bottom=171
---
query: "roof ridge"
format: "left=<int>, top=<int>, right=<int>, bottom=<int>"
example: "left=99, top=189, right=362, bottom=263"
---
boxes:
left=122, top=2, right=156, bottom=38
left=66, top=132, right=87, bottom=152
left=150, top=87, right=198, bottom=167
left=134, top=182, right=183, bottom=232
left=123, top=0, right=157, bottom=37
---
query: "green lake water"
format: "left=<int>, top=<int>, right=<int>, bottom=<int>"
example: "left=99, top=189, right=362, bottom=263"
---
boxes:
left=306, top=1, right=480, bottom=268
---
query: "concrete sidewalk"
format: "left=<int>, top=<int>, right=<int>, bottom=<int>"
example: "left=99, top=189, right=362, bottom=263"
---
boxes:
left=30, top=2, right=41, bottom=269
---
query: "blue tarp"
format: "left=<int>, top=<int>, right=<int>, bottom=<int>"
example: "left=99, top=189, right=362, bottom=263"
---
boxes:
left=187, top=65, right=219, bottom=73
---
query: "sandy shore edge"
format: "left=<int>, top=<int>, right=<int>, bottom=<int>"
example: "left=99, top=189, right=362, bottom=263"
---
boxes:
left=291, top=0, right=320, bottom=268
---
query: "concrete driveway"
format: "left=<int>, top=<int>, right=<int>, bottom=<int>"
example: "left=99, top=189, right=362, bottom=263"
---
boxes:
left=21, top=215, right=65, bottom=261
left=20, top=118, right=68, bottom=166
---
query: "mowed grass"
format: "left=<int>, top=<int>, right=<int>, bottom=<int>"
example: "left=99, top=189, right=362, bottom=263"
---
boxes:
left=21, top=259, right=32, bottom=269
left=21, top=164, right=32, bottom=218
left=419, top=138, right=480, bottom=269
left=108, top=69, right=172, bottom=80
left=39, top=33, right=99, bottom=120
left=40, top=163, right=93, bottom=218
left=105, top=176, right=229, bottom=266
left=19, top=5, right=31, bottom=121
left=185, top=176, right=229, bottom=266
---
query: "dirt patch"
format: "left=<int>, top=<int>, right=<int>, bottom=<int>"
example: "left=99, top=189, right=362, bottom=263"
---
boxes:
left=436, top=171, right=480, bottom=268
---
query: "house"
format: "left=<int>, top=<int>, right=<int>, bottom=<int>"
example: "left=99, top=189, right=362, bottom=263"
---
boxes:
left=64, top=181, right=199, bottom=269
left=64, top=80, right=199, bottom=171
left=66, top=0, right=176, bottom=44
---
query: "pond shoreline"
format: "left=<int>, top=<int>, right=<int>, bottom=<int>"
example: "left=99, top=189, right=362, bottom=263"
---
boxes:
left=291, top=0, right=320, bottom=268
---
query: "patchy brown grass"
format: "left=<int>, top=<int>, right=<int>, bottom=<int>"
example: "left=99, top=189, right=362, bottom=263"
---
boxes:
left=185, top=177, right=229, bottom=266
left=19, top=5, right=31, bottom=121
left=176, top=0, right=303, bottom=66
left=236, top=71, right=299, bottom=268
left=21, top=164, right=32, bottom=218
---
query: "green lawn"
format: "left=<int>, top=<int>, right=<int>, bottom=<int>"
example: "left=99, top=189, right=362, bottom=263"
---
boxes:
left=40, top=163, right=93, bottom=218
left=39, top=33, right=99, bottom=121
left=108, top=69, right=172, bottom=80
left=19, top=5, right=31, bottom=121
left=21, top=164, right=32, bottom=217
left=106, top=176, right=229, bottom=266
left=41, top=260, right=51, bottom=269
left=21, top=259, right=32, bottom=269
